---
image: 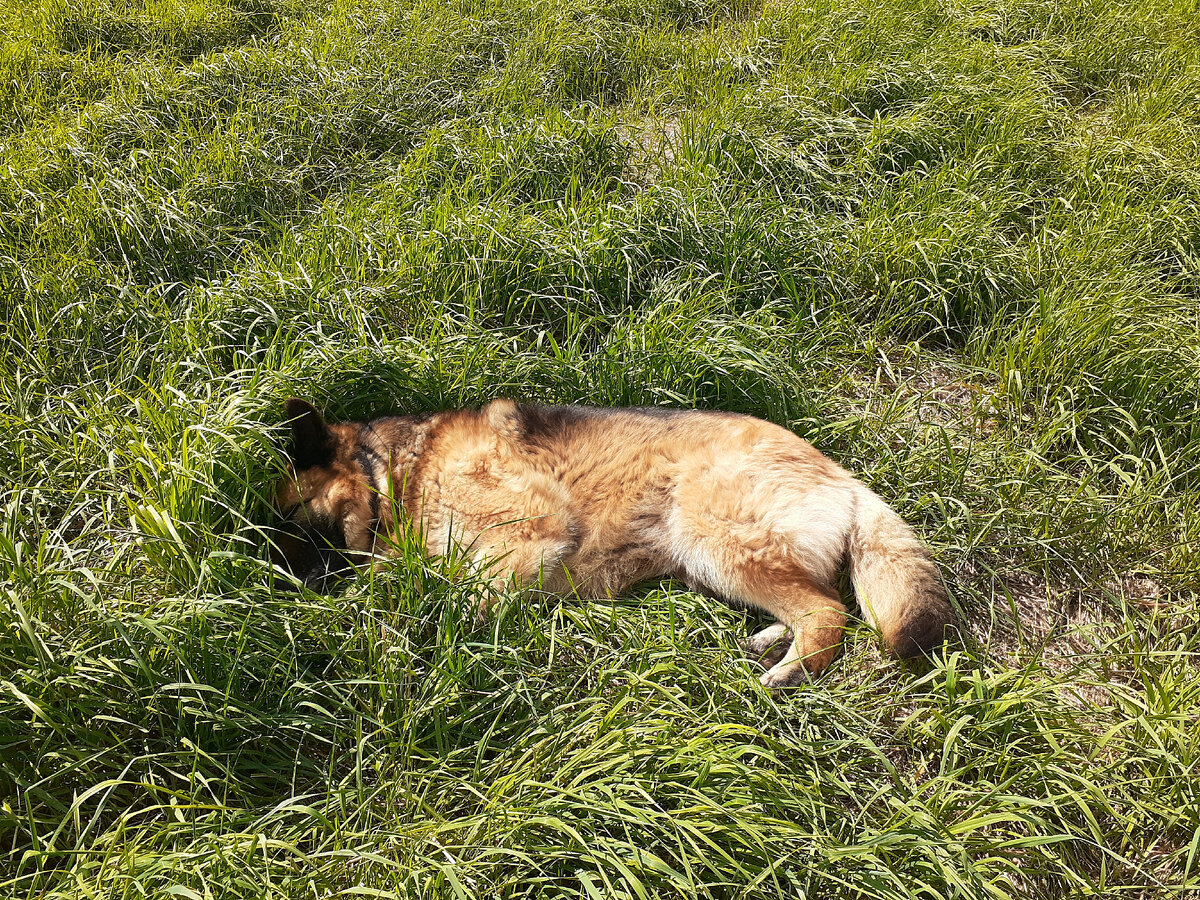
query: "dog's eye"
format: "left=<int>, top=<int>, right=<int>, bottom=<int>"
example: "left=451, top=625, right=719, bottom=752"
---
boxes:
left=317, top=519, right=347, bottom=551
left=296, top=514, right=345, bottom=551
left=279, top=498, right=314, bottom=519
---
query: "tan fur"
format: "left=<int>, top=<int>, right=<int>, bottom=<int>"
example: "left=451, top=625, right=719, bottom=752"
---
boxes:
left=274, top=399, right=955, bottom=686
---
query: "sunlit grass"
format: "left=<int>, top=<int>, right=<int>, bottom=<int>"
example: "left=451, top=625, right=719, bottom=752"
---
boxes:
left=2, top=0, right=1199, bottom=895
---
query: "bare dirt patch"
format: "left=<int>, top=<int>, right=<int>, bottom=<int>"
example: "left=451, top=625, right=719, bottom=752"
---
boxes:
left=954, top=561, right=1177, bottom=708
left=846, top=346, right=1005, bottom=440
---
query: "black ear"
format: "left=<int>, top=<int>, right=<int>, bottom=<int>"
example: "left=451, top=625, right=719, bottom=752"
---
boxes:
left=285, top=398, right=334, bottom=469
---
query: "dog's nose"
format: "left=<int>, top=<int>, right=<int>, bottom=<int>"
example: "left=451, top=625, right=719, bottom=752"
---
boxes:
left=267, top=524, right=355, bottom=591
left=303, top=546, right=354, bottom=590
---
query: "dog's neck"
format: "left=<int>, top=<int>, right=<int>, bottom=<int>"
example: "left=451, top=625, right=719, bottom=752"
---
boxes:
left=356, top=414, right=438, bottom=527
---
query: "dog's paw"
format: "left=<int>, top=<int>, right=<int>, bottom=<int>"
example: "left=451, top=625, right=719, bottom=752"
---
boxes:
left=740, top=622, right=790, bottom=655
left=741, top=623, right=792, bottom=671
left=759, top=660, right=809, bottom=689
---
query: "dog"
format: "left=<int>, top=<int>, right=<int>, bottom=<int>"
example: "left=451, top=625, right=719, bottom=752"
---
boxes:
left=272, top=397, right=955, bottom=686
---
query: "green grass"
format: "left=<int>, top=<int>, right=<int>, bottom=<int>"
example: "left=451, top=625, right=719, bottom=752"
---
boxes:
left=2, top=0, right=1200, bottom=895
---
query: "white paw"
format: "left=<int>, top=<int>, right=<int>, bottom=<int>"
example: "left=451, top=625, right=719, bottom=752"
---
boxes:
left=759, top=660, right=808, bottom=689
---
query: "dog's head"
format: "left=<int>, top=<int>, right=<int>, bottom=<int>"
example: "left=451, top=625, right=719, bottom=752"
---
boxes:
left=270, top=398, right=377, bottom=585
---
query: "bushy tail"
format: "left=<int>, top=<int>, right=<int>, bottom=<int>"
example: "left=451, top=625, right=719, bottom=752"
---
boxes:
left=848, top=486, right=955, bottom=658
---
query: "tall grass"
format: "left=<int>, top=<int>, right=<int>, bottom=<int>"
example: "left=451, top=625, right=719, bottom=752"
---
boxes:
left=2, top=0, right=1199, bottom=895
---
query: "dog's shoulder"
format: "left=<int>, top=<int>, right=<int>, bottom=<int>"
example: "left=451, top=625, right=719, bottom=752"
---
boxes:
left=480, top=399, right=600, bottom=450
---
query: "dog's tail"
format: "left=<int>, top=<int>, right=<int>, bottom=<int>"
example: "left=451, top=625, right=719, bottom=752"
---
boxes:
left=848, top=486, right=955, bottom=658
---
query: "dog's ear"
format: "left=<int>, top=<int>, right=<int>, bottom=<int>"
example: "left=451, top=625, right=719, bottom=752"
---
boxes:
left=285, top=398, right=334, bottom=469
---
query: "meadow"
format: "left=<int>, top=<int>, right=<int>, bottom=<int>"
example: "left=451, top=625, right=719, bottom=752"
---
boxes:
left=2, top=0, right=1199, bottom=895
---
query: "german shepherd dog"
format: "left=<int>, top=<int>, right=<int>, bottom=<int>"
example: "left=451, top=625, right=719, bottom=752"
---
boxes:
left=273, top=398, right=955, bottom=686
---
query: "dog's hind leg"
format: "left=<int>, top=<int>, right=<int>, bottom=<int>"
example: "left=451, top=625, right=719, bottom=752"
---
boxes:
left=731, top=570, right=846, bottom=686
left=740, top=623, right=792, bottom=669
left=679, top=548, right=846, bottom=684
left=758, top=589, right=845, bottom=687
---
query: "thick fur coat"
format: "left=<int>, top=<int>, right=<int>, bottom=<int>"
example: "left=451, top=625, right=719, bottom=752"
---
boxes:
left=274, top=398, right=955, bottom=686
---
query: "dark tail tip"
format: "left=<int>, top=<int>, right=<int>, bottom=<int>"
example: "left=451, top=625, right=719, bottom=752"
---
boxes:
left=889, top=596, right=958, bottom=659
